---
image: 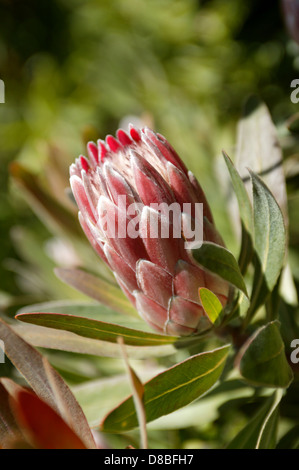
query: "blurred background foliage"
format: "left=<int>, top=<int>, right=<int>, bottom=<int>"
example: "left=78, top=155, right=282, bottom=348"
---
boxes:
left=0, top=0, right=299, bottom=449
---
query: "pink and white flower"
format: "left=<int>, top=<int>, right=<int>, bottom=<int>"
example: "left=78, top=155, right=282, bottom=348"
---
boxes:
left=70, top=126, right=229, bottom=335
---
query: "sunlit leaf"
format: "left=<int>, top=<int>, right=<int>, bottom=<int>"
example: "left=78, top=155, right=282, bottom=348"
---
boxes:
left=101, top=345, right=230, bottom=432
left=148, top=379, right=269, bottom=431
left=12, top=321, right=177, bottom=359
left=198, top=288, right=223, bottom=324
left=72, top=366, right=165, bottom=426
left=16, top=312, right=180, bottom=347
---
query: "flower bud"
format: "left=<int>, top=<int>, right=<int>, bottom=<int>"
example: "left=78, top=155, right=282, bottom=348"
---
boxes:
left=70, top=127, right=229, bottom=335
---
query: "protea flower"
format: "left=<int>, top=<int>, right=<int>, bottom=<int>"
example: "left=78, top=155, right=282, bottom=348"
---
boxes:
left=70, top=126, right=229, bottom=336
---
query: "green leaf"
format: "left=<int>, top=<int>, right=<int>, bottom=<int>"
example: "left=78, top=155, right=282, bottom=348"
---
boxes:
left=13, top=321, right=176, bottom=359
left=72, top=366, right=165, bottom=426
left=245, top=171, right=286, bottom=324
left=191, top=242, right=248, bottom=297
left=236, top=321, right=293, bottom=388
left=0, top=318, right=96, bottom=449
left=198, top=288, right=223, bottom=324
left=55, top=268, right=137, bottom=316
left=251, top=171, right=286, bottom=288
left=15, top=312, right=180, bottom=347
left=100, top=344, right=230, bottom=432
left=222, top=151, right=253, bottom=234
left=74, top=377, right=266, bottom=430
left=222, top=151, right=254, bottom=274
left=227, top=390, right=282, bottom=449
left=16, top=300, right=151, bottom=331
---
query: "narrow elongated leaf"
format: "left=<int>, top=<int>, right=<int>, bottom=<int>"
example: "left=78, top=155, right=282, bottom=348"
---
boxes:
left=198, top=288, right=223, bottom=324
left=74, top=377, right=266, bottom=429
left=227, top=390, right=282, bottom=449
left=16, top=313, right=179, bottom=347
left=223, top=152, right=254, bottom=274
left=73, top=365, right=165, bottom=426
left=101, top=345, right=230, bottom=432
left=191, top=242, right=248, bottom=297
left=245, top=171, right=286, bottom=323
left=0, top=319, right=96, bottom=448
left=12, top=321, right=176, bottom=359
left=55, top=268, right=137, bottom=316
left=223, top=151, right=253, bottom=233
left=17, top=300, right=152, bottom=331
left=117, top=337, right=147, bottom=449
left=251, top=171, right=286, bottom=288
left=236, top=321, right=293, bottom=388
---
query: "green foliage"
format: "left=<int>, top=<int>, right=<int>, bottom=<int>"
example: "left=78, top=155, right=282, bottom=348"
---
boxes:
left=16, top=312, right=179, bottom=347
left=245, top=172, right=286, bottom=322
left=222, top=151, right=254, bottom=274
left=198, top=287, right=223, bottom=324
left=0, top=0, right=298, bottom=450
left=101, top=345, right=230, bottom=432
left=191, top=242, right=248, bottom=297
left=236, top=321, right=293, bottom=388
left=227, top=391, right=282, bottom=449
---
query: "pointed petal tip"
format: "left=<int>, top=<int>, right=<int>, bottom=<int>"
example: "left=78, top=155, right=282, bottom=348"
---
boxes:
left=106, top=135, right=121, bottom=152
left=129, top=125, right=141, bottom=142
left=87, top=141, right=99, bottom=164
left=80, top=155, right=90, bottom=172
left=116, top=129, right=132, bottom=146
left=97, top=139, right=108, bottom=161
